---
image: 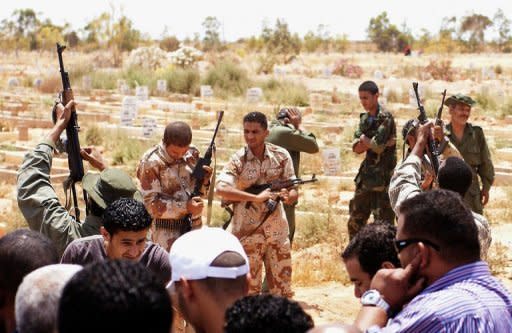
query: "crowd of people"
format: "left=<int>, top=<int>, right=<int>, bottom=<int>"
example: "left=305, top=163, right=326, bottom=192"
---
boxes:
left=1, top=79, right=510, bottom=333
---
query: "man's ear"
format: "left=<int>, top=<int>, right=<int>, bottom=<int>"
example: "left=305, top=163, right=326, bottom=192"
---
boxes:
left=100, top=226, right=110, bottom=241
left=416, top=242, right=430, bottom=269
left=180, top=278, right=194, bottom=299
left=380, top=261, right=396, bottom=269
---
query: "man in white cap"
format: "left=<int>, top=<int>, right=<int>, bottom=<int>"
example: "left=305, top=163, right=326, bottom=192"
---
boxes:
left=168, top=227, right=250, bottom=333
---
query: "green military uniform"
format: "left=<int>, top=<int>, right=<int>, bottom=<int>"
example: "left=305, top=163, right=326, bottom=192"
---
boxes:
left=17, top=139, right=140, bottom=255
left=266, top=119, right=319, bottom=242
left=444, top=94, right=495, bottom=215
left=445, top=123, right=494, bottom=214
left=348, top=105, right=397, bottom=239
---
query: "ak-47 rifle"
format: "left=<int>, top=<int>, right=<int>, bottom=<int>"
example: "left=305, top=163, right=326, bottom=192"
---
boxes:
left=434, top=89, right=447, bottom=149
left=185, top=111, right=224, bottom=231
left=55, top=43, right=87, bottom=220
left=412, top=82, right=439, bottom=176
left=222, top=175, right=318, bottom=231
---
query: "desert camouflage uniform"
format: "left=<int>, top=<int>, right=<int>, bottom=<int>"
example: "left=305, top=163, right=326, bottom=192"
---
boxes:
left=446, top=123, right=494, bottom=214
left=348, top=105, right=397, bottom=239
left=137, top=143, right=207, bottom=251
left=217, top=143, right=295, bottom=297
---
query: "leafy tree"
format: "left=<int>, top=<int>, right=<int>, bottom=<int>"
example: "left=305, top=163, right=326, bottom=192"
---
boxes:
left=202, top=16, right=222, bottom=51
left=367, top=12, right=411, bottom=52
left=111, top=15, right=141, bottom=51
left=261, top=19, right=301, bottom=61
left=459, top=14, right=492, bottom=51
left=493, top=9, right=511, bottom=51
left=83, top=12, right=112, bottom=46
left=0, top=8, right=40, bottom=50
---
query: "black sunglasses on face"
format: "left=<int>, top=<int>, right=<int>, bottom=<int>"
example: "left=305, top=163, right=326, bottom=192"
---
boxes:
left=394, top=238, right=440, bottom=253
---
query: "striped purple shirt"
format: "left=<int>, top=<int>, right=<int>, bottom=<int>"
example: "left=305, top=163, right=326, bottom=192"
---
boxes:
left=378, top=261, right=512, bottom=332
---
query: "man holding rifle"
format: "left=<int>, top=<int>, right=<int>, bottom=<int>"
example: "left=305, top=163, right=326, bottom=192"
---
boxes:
left=216, top=111, right=297, bottom=297
left=136, top=121, right=213, bottom=251
left=17, top=101, right=140, bottom=255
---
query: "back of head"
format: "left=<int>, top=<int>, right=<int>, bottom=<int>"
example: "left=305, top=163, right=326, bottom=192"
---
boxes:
left=402, top=119, right=418, bottom=141
left=58, top=260, right=172, bottom=333
left=102, top=198, right=152, bottom=235
left=358, top=81, right=379, bottom=95
left=0, top=229, right=59, bottom=294
left=438, top=157, right=473, bottom=197
left=243, top=111, right=268, bottom=129
left=15, top=264, right=82, bottom=333
left=224, top=294, right=314, bottom=333
left=163, top=121, right=192, bottom=147
left=399, top=189, right=480, bottom=263
left=201, top=251, right=248, bottom=299
left=342, top=222, right=400, bottom=277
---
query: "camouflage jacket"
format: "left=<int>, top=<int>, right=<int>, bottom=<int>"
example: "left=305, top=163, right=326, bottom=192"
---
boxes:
left=445, top=123, right=494, bottom=194
left=136, top=143, right=207, bottom=220
left=266, top=119, right=319, bottom=177
left=216, top=143, right=295, bottom=242
left=353, top=105, right=397, bottom=190
left=17, top=139, right=103, bottom=255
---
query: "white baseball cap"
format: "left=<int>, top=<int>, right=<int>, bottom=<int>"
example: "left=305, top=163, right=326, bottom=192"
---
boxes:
left=168, top=227, right=249, bottom=286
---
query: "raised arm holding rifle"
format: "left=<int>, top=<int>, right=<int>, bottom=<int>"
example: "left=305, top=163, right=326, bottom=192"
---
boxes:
left=17, top=43, right=140, bottom=255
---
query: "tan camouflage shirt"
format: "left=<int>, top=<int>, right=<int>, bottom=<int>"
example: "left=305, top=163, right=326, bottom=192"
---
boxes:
left=217, top=143, right=295, bottom=242
left=136, top=143, right=206, bottom=220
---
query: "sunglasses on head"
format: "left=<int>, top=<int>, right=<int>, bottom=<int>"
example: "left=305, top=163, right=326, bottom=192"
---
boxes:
left=394, top=238, right=440, bottom=254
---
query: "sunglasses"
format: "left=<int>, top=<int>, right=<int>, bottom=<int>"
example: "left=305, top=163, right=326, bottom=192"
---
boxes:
left=394, top=238, right=440, bottom=253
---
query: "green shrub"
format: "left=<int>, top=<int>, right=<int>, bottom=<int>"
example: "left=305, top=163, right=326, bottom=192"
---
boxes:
left=157, top=67, right=200, bottom=95
left=203, top=61, right=250, bottom=98
left=259, top=79, right=309, bottom=106
left=122, top=66, right=156, bottom=88
left=90, top=70, right=121, bottom=90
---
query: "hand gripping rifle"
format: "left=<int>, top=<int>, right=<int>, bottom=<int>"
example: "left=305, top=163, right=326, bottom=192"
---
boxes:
left=185, top=111, right=224, bottom=230
left=223, top=175, right=318, bottom=235
left=55, top=43, right=87, bottom=220
left=412, top=82, right=439, bottom=176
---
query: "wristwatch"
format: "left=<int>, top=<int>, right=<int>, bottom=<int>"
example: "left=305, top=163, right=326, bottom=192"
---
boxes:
left=361, top=289, right=390, bottom=314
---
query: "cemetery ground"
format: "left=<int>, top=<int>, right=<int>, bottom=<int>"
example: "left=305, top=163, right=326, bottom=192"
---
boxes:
left=1, top=50, right=512, bottom=325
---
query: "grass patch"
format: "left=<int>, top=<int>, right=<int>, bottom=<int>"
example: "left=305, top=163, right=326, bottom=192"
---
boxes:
left=259, top=79, right=309, bottom=106
left=203, top=61, right=251, bottom=98
left=156, top=67, right=200, bottom=95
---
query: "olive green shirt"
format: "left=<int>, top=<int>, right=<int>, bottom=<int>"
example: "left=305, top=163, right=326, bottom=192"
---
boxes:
left=17, top=139, right=102, bottom=255
left=266, top=120, right=319, bottom=177
left=446, top=123, right=494, bottom=193
left=353, top=105, right=397, bottom=190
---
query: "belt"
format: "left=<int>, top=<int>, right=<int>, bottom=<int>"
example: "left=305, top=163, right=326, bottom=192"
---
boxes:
left=154, top=216, right=202, bottom=231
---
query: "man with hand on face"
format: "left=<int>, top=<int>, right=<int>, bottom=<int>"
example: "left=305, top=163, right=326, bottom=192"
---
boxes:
left=137, top=121, right=212, bottom=252
left=61, top=197, right=171, bottom=285
left=216, top=111, right=297, bottom=297
left=438, top=94, right=494, bottom=215
left=353, top=190, right=512, bottom=332
left=266, top=107, right=319, bottom=243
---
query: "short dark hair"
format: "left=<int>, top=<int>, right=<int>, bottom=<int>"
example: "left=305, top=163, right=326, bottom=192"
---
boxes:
left=200, top=251, right=248, bottom=298
left=342, top=222, right=400, bottom=277
left=243, top=111, right=268, bottom=130
left=0, top=229, right=59, bottom=294
left=163, top=121, right=192, bottom=147
left=399, top=189, right=480, bottom=263
left=58, top=260, right=172, bottom=333
left=102, top=198, right=152, bottom=235
left=358, top=81, right=379, bottom=95
left=224, top=294, right=314, bottom=333
left=438, top=157, right=473, bottom=197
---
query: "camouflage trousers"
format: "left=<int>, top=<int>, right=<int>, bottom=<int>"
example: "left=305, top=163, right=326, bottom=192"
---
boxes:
left=347, top=186, right=395, bottom=239
left=241, top=228, right=293, bottom=298
left=283, top=203, right=296, bottom=244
